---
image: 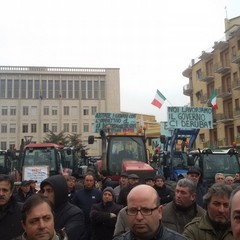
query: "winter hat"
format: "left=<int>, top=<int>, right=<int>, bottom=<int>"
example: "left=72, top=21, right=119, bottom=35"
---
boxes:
left=103, top=186, right=115, bottom=200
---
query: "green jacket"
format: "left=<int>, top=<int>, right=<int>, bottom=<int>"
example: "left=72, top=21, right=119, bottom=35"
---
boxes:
left=183, top=213, right=233, bottom=240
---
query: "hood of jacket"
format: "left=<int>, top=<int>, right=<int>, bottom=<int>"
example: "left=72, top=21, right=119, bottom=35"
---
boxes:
left=40, top=175, right=68, bottom=208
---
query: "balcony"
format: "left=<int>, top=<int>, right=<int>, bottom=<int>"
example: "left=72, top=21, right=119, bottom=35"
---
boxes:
left=199, top=51, right=213, bottom=61
left=182, top=66, right=192, bottom=78
left=198, top=72, right=214, bottom=82
left=233, top=79, right=240, bottom=90
left=234, top=108, right=240, bottom=117
left=216, top=113, right=234, bottom=122
left=232, top=52, right=240, bottom=64
left=214, top=63, right=231, bottom=74
left=183, top=83, right=193, bottom=96
left=216, top=86, right=232, bottom=98
left=213, top=41, right=229, bottom=50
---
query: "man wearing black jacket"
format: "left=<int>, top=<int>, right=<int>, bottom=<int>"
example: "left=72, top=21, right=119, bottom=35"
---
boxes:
left=40, top=175, right=86, bottom=240
left=0, top=174, right=24, bottom=240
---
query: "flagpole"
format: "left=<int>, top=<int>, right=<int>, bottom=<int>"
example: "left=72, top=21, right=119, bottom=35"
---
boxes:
left=166, top=99, right=173, bottom=106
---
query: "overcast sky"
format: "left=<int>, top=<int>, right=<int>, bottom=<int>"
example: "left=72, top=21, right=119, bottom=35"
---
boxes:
left=0, top=0, right=239, bottom=122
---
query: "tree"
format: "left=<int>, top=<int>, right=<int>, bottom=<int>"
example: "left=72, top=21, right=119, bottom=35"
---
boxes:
left=43, top=130, right=69, bottom=145
left=67, top=133, right=82, bottom=148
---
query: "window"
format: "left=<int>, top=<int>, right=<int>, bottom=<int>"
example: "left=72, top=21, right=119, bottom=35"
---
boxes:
left=88, top=81, right=92, bottom=99
left=43, top=107, right=49, bottom=115
left=48, top=80, right=53, bottom=98
left=64, top=106, right=69, bottom=115
left=52, top=106, right=58, bottom=115
left=22, top=124, right=28, bottom=133
left=52, top=124, right=57, bottom=133
left=71, top=106, right=78, bottom=116
left=28, top=80, right=33, bottom=98
left=1, top=142, right=7, bottom=150
left=100, top=80, right=105, bottom=99
left=23, top=106, right=29, bottom=116
left=72, top=124, right=77, bottom=133
left=235, top=99, right=240, bottom=110
left=199, top=133, right=205, bottom=142
left=34, top=80, right=40, bottom=99
left=0, top=79, right=5, bottom=98
left=7, top=79, right=12, bottom=98
left=42, top=80, right=47, bottom=98
left=10, top=124, right=16, bottom=133
left=83, top=123, right=89, bottom=132
left=81, top=81, right=86, bottom=99
left=196, top=69, right=202, bottom=80
left=21, top=80, right=26, bottom=98
left=14, top=79, right=19, bottom=98
left=31, top=124, right=37, bottom=133
left=55, top=80, right=60, bottom=98
left=2, top=107, right=8, bottom=116
left=43, top=124, right=49, bottom=133
left=91, top=106, right=97, bottom=115
left=94, top=81, right=99, bottom=99
left=63, top=123, right=69, bottom=132
left=31, top=106, right=37, bottom=116
left=68, top=80, right=73, bottom=99
left=74, top=80, right=79, bottom=99
left=10, top=106, right=16, bottom=116
left=62, top=80, right=67, bottom=98
left=83, top=107, right=89, bottom=116
left=1, top=124, right=7, bottom=133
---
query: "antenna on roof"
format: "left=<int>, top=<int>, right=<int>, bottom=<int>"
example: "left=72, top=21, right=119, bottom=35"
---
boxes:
left=224, top=6, right=228, bottom=19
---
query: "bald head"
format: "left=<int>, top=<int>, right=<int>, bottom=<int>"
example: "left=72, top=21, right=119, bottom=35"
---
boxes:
left=126, top=184, right=162, bottom=239
left=127, top=184, right=160, bottom=207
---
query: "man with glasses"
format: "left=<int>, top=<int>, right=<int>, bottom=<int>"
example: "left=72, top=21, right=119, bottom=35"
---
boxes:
left=113, top=184, right=186, bottom=240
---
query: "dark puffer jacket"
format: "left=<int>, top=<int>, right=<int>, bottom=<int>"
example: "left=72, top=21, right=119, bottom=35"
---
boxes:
left=0, top=196, right=24, bottom=240
left=113, top=224, right=187, bottom=240
left=40, top=175, right=86, bottom=240
left=90, top=201, right=123, bottom=240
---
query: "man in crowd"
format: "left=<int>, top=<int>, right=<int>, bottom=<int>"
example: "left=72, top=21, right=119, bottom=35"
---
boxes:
left=186, top=167, right=208, bottom=207
left=183, top=183, right=233, bottom=239
left=215, top=173, right=225, bottom=183
left=145, top=176, right=155, bottom=187
left=40, top=175, right=86, bottom=240
left=225, top=175, right=234, bottom=186
left=117, top=174, right=139, bottom=206
left=15, top=180, right=34, bottom=203
left=114, top=172, right=129, bottom=202
left=15, top=194, right=68, bottom=240
left=113, top=184, right=187, bottom=240
left=65, top=175, right=77, bottom=203
left=162, top=178, right=205, bottom=233
left=230, top=186, right=240, bottom=240
left=0, top=174, right=24, bottom=240
left=73, top=174, right=102, bottom=240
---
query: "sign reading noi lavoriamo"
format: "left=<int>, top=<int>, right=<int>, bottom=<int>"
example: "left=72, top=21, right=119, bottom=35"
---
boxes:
left=94, top=113, right=136, bottom=133
left=167, top=106, right=213, bottom=129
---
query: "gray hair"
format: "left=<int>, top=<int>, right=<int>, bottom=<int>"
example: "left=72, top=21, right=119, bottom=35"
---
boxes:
left=177, top=178, right=197, bottom=193
left=203, top=183, right=232, bottom=206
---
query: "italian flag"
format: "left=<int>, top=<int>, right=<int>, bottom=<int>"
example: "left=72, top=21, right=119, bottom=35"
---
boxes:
left=151, top=90, right=166, bottom=109
left=210, top=89, right=218, bottom=110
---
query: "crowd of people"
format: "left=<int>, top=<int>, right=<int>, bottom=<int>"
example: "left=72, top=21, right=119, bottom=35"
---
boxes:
left=0, top=169, right=240, bottom=240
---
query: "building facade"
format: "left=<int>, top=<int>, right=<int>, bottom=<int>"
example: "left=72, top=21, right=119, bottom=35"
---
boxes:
left=182, top=16, right=240, bottom=148
left=0, top=66, right=120, bottom=152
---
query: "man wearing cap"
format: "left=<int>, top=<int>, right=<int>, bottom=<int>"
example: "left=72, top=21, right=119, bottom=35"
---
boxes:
left=114, top=173, right=129, bottom=202
left=187, top=167, right=208, bottom=207
left=15, top=180, right=34, bottom=203
left=117, top=174, right=139, bottom=206
left=90, top=187, right=123, bottom=240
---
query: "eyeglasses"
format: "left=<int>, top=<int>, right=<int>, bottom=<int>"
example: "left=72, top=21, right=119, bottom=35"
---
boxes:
left=126, top=206, right=159, bottom=216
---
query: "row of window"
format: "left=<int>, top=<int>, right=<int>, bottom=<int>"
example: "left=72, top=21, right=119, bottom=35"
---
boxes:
left=0, top=106, right=97, bottom=116
left=0, top=79, right=105, bottom=99
left=1, top=122, right=91, bottom=134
